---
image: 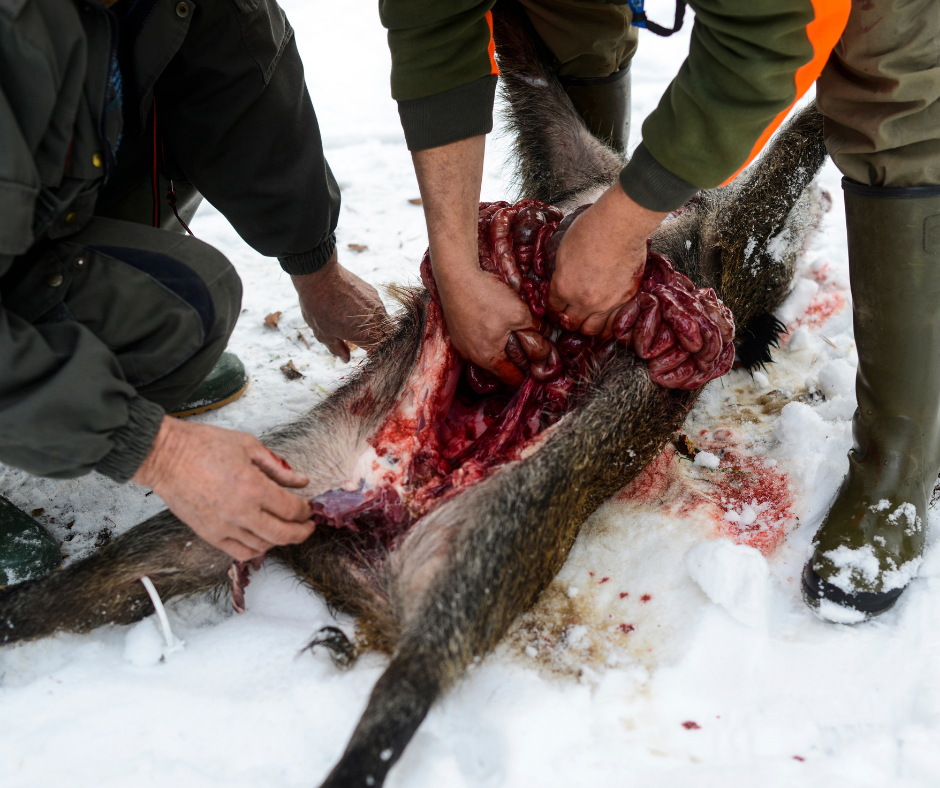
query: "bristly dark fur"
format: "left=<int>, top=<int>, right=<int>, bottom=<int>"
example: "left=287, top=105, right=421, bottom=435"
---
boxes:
left=493, top=1, right=623, bottom=205
left=737, top=313, right=788, bottom=371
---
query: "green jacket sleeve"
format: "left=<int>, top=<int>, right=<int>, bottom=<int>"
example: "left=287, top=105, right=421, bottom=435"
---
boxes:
left=155, top=0, right=340, bottom=275
left=620, top=0, right=818, bottom=211
left=380, top=0, right=499, bottom=151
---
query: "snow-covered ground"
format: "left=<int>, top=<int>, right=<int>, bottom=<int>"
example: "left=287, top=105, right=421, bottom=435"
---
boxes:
left=3, top=3, right=939, bottom=787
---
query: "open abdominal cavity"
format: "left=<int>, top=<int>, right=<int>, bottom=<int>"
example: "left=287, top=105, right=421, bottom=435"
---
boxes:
left=234, top=201, right=739, bottom=605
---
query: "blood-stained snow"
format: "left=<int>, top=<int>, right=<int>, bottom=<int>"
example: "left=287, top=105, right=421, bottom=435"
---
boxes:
left=3, top=3, right=940, bottom=787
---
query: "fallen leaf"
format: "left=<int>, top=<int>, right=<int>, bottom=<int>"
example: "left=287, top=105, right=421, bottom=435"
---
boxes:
left=296, top=331, right=310, bottom=349
left=264, top=311, right=281, bottom=329
left=671, top=432, right=698, bottom=460
left=30, top=508, right=44, bottom=518
left=280, top=360, right=305, bottom=381
left=408, top=197, right=422, bottom=206
left=347, top=243, right=368, bottom=253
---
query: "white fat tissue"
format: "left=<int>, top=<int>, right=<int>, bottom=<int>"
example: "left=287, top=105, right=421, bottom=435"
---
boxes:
left=3, top=11, right=940, bottom=788
left=685, top=539, right=770, bottom=628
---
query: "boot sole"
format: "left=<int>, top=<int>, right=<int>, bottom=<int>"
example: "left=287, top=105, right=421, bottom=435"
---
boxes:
left=802, top=562, right=904, bottom=622
left=169, top=379, right=249, bottom=418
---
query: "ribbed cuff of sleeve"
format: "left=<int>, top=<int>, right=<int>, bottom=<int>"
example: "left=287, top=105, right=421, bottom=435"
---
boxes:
left=94, top=396, right=166, bottom=484
left=397, top=75, right=497, bottom=152
left=619, top=142, right=699, bottom=213
left=278, top=233, right=337, bottom=275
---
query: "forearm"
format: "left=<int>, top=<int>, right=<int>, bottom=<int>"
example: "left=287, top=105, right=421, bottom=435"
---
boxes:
left=411, top=134, right=486, bottom=285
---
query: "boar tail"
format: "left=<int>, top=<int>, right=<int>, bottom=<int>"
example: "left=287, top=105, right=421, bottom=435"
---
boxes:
left=0, top=511, right=230, bottom=644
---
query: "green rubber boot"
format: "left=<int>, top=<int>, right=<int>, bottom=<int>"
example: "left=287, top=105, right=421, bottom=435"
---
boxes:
left=559, top=66, right=631, bottom=154
left=169, top=351, right=249, bottom=418
left=0, top=495, right=61, bottom=587
left=803, top=181, right=940, bottom=622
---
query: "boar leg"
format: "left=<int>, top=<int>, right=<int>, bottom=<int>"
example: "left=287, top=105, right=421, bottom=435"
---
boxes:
left=0, top=511, right=230, bottom=644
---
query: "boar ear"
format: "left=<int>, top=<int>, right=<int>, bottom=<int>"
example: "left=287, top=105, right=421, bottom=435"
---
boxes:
left=300, top=625, right=358, bottom=669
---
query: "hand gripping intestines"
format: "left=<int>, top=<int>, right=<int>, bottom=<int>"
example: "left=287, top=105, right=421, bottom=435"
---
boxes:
left=422, top=200, right=736, bottom=393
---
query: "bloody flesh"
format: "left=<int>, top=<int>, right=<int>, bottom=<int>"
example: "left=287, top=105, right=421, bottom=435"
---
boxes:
left=308, top=200, right=736, bottom=557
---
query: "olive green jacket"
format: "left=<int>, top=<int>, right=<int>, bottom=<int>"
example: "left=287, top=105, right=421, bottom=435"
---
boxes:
left=0, top=0, right=339, bottom=480
left=380, top=0, right=836, bottom=211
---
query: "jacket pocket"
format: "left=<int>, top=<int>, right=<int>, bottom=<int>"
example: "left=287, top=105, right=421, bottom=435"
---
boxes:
left=229, top=0, right=293, bottom=84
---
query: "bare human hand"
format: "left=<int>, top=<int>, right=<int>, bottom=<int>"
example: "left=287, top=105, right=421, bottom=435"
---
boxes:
left=549, top=181, right=668, bottom=337
left=412, top=135, right=533, bottom=386
left=132, top=416, right=315, bottom=560
left=291, top=250, right=388, bottom=362
left=435, top=263, right=535, bottom=387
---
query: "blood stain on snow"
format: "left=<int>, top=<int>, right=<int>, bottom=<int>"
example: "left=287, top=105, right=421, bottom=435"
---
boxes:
left=780, top=262, right=848, bottom=344
left=640, top=594, right=652, bottom=603
left=797, top=289, right=845, bottom=330
left=682, top=721, right=701, bottom=730
left=617, top=430, right=794, bottom=556
left=793, top=756, right=805, bottom=762
left=598, top=577, right=610, bottom=584
left=619, top=624, right=635, bottom=634
left=619, top=592, right=629, bottom=599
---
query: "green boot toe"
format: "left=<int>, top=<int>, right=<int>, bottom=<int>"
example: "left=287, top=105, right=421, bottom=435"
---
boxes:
left=170, top=351, right=249, bottom=418
left=803, top=181, right=940, bottom=622
left=0, top=495, right=61, bottom=587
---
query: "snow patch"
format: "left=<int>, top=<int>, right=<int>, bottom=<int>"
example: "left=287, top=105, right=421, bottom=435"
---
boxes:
left=123, top=618, right=166, bottom=667
left=685, top=538, right=770, bottom=628
left=816, top=358, right=855, bottom=400
left=823, top=544, right=880, bottom=593
left=776, top=278, right=819, bottom=326
left=815, top=598, right=868, bottom=624
left=766, top=225, right=792, bottom=263
left=693, top=451, right=720, bottom=469
left=882, top=556, right=923, bottom=592
left=887, top=502, right=921, bottom=533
